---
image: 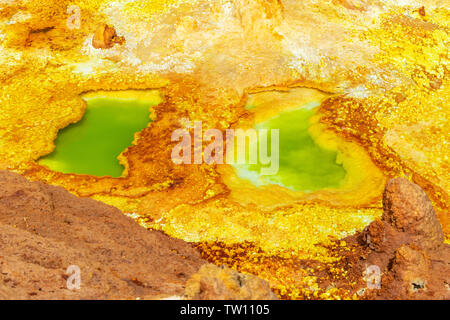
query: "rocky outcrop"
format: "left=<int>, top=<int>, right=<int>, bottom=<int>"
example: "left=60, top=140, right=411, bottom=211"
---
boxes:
left=357, top=178, right=449, bottom=300
left=92, top=24, right=125, bottom=49
left=382, top=177, right=444, bottom=249
left=0, top=170, right=205, bottom=299
left=0, top=171, right=447, bottom=300
left=0, top=170, right=278, bottom=300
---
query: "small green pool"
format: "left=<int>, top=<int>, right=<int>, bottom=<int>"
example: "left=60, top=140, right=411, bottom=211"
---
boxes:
left=234, top=104, right=346, bottom=192
left=39, top=93, right=160, bottom=177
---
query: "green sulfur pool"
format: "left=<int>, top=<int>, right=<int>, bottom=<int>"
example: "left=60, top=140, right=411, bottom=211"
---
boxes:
left=234, top=104, right=346, bottom=192
left=39, top=94, right=159, bottom=177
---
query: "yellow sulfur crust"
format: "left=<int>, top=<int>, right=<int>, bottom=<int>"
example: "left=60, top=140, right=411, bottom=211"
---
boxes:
left=0, top=0, right=448, bottom=299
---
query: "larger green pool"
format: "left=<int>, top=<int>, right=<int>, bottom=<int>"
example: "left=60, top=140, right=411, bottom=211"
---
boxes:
left=234, top=103, right=346, bottom=192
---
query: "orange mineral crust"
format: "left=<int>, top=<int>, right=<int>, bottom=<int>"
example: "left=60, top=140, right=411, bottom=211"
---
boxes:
left=0, top=0, right=448, bottom=299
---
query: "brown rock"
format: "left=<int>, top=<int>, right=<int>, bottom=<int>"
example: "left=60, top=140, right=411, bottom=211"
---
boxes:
left=92, top=24, right=125, bottom=49
left=375, top=243, right=450, bottom=300
left=0, top=170, right=205, bottom=299
left=382, top=177, right=444, bottom=250
left=418, top=6, right=426, bottom=17
left=390, top=245, right=431, bottom=295
left=362, top=219, right=385, bottom=251
left=344, top=178, right=449, bottom=299
left=0, top=171, right=53, bottom=215
left=184, top=264, right=278, bottom=300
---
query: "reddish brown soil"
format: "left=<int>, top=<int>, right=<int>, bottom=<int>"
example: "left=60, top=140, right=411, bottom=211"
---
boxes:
left=0, top=170, right=206, bottom=299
